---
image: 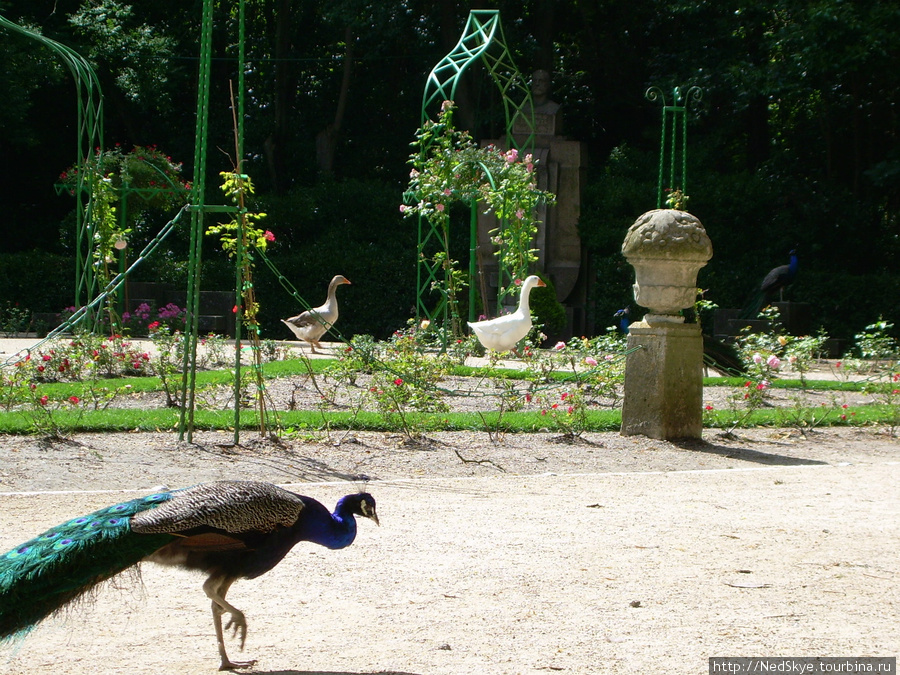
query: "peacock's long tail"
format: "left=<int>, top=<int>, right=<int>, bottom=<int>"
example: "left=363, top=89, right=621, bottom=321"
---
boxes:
left=0, top=491, right=177, bottom=640
left=739, top=288, right=768, bottom=321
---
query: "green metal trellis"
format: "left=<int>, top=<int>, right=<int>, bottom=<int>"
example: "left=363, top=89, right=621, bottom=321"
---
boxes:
left=415, top=9, right=536, bottom=336
left=646, top=85, right=703, bottom=209
left=178, top=0, right=273, bottom=445
left=0, top=13, right=104, bottom=322
left=2, top=5, right=266, bottom=443
left=178, top=0, right=258, bottom=443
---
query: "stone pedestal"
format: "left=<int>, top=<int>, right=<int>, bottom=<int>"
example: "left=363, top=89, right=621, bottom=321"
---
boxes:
left=621, top=320, right=703, bottom=439
left=620, top=209, right=713, bottom=440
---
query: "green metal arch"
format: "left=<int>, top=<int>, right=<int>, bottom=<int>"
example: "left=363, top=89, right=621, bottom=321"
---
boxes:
left=416, top=9, right=536, bottom=335
left=0, top=13, right=104, bottom=317
left=422, top=9, right=535, bottom=148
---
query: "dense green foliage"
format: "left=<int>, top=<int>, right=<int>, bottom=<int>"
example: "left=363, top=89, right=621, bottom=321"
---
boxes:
left=1, top=0, right=898, bottom=346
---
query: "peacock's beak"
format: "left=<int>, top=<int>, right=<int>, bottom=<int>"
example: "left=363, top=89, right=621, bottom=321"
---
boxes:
left=370, top=511, right=380, bottom=526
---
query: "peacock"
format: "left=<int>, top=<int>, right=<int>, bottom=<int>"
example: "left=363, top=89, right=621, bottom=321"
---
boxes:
left=0, top=480, right=379, bottom=670
left=740, top=249, right=798, bottom=320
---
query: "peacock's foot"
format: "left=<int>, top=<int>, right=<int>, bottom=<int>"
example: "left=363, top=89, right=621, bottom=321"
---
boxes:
left=224, top=610, right=249, bottom=648
left=219, top=657, right=257, bottom=671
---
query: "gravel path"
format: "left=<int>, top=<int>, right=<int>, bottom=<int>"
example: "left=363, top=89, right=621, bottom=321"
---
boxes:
left=0, top=426, right=897, bottom=674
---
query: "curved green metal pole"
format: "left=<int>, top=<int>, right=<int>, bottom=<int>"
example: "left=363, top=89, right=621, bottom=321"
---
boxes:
left=0, top=13, right=104, bottom=321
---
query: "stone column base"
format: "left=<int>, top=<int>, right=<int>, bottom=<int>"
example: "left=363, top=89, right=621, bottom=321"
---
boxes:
left=621, top=319, right=703, bottom=439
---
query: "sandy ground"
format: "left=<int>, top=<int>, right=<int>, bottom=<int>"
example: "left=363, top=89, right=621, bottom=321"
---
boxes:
left=0, top=426, right=897, bottom=675
left=0, top=338, right=897, bottom=673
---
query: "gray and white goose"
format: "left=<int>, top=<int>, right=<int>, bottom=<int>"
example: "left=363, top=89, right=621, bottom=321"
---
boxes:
left=281, top=274, right=351, bottom=353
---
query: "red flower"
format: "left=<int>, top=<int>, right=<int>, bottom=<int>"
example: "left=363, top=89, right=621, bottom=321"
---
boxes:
left=69, top=396, right=80, bottom=404
left=394, top=378, right=403, bottom=386
left=148, top=321, right=160, bottom=331
left=40, top=395, right=49, bottom=406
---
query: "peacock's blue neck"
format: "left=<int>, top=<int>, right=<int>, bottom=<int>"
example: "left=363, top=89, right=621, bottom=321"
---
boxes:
left=297, top=496, right=358, bottom=550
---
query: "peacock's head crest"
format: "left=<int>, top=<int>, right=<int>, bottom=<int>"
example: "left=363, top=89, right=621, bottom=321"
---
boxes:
left=343, top=493, right=379, bottom=526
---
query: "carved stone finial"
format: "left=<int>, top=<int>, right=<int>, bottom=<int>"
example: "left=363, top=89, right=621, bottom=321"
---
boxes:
left=622, top=209, right=712, bottom=320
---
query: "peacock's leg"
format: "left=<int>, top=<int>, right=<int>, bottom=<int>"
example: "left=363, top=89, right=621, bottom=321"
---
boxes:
left=203, top=574, right=257, bottom=671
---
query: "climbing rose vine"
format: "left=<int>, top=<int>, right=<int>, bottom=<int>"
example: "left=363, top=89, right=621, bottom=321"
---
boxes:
left=402, top=100, right=555, bottom=331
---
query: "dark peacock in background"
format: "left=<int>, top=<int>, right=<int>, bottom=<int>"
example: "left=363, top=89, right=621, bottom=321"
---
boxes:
left=740, top=249, right=799, bottom=320
left=0, top=480, right=379, bottom=670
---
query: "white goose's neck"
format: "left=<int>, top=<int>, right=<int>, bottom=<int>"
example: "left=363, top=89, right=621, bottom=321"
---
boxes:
left=518, top=279, right=538, bottom=314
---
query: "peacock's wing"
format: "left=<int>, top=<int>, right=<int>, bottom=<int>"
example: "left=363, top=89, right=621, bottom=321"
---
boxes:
left=0, top=490, right=175, bottom=640
left=760, top=263, right=790, bottom=292
left=131, top=480, right=305, bottom=536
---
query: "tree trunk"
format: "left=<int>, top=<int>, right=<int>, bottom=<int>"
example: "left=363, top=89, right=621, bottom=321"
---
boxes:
left=316, top=25, right=355, bottom=176
left=265, top=0, right=293, bottom=193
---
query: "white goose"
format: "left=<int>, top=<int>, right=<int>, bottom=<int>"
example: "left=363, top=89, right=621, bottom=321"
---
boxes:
left=467, top=275, right=546, bottom=353
left=281, top=274, right=351, bottom=353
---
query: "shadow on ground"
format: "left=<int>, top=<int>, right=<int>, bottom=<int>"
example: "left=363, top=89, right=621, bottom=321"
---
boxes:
left=673, top=434, right=829, bottom=466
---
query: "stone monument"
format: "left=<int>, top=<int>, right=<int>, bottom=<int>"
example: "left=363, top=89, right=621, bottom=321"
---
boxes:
left=476, top=70, right=587, bottom=336
left=620, top=209, right=713, bottom=439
